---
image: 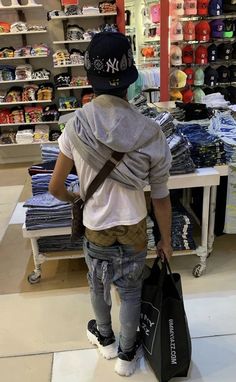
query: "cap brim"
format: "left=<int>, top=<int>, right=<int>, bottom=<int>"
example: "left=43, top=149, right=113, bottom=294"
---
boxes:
left=87, top=66, right=139, bottom=91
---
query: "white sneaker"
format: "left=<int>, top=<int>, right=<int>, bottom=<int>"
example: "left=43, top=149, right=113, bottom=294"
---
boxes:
left=115, top=342, right=143, bottom=377
left=87, top=319, right=117, bottom=360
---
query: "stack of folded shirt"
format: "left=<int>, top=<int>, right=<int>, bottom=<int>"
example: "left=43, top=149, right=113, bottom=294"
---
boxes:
left=41, top=144, right=59, bottom=161
left=24, top=193, right=72, bottom=230
left=82, top=6, right=100, bottom=14
left=209, top=111, right=236, bottom=163
left=15, top=129, right=34, bottom=144
left=167, top=133, right=196, bottom=175
left=100, top=2, right=117, bottom=13
left=177, top=123, right=226, bottom=168
left=31, top=173, right=78, bottom=195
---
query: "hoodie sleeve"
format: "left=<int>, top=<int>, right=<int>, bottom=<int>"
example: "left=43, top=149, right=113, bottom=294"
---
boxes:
left=149, top=130, right=172, bottom=199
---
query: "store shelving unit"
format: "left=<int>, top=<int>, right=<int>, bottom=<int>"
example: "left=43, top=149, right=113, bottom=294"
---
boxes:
left=0, top=121, right=58, bottom=127
left=53, top=40, right=91, bottom=44
left=53, top=63, right=84, bottom=68
left=0, top=30, right=47, bottom=36
left=50, top=12, right=117, bottom=20
left=0, top=55, right=49, bottom=61
left=0, top=78, right=50, bottom=84
left=0, top=4, right=43, bottom=9
left=57, top=85, right=92, bottom=90
left=0, top=100, right=52, bottom=106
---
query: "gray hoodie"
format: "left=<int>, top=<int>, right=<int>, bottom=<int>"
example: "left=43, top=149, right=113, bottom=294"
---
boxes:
left=66, top=95, right=172, bottom=199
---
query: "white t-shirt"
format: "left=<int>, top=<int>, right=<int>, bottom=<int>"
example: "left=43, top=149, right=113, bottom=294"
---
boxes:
left=58, top=128, right=147, bottom=230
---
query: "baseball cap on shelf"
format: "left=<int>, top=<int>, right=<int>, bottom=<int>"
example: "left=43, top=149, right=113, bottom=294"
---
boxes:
left=195, top=45, right=208, bottom=64
left=170, top=69, right=187, bottom=88
left=194, top=67, right=205, bottom=85
left=208, top=43, right=218, bottom=62
left=84, top=32, right=138, bottom=91
left=218, top=43, right=233, bottom=60
left=184, top=67, right=195, bottom=85
left=217, top=65, right=230, bottom=83
left=183, top=21, right=196, bottom=41
left=170, top=21, right=184, bottom=41
left=229, top=65, right=236, bottom=82
left=208, top=0, right=223, bottom=16
left=182, top=45, right=194, bottom=63
left=193, top=88, right=205, bottom=103
left=150, top=4, right=161, bottom=23
left=171, top=0, right=185, bottom=16
left=211, top=19, right=224, bottom=38
left=204, top=66, right=219, bottom=86
left=223, top=20, right=234, bottom=38
left=197, top=0, right=209, bottom=15
left=195, top=21, right=211, bottom=41
left=170, top=89, right=183, bottom=101
left=184, top=0, right=197, bottom=15
left=182, top=88, right=194, bottom=103
left=170, top=45, right=182, bottom=66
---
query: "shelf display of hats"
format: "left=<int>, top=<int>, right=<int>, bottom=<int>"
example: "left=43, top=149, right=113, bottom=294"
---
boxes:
left=170, top=0, right=236, bottom=103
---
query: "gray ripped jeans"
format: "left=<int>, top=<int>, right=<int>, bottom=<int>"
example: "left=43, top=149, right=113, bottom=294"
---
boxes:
left=83, top=238, right=147, bottom=353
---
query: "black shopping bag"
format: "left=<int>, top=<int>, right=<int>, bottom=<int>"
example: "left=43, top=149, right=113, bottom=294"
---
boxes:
left=140, top=257, right=191, bottom=382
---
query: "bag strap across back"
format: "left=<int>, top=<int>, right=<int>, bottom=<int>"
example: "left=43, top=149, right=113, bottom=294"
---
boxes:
left=84, top=151, right=124, bottom=203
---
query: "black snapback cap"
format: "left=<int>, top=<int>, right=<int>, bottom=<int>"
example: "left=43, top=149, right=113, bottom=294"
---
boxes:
left=84, top=32, right=138, bottom=90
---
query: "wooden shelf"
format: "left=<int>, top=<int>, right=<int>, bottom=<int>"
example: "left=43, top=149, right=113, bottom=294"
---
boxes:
left=0, top=30, right=47, bottom=36
left=179, top=14, right=236, bottom=22
left=0, top=141, right=58, bottom=147
left=0, top=100, right=52, bottom=106
left=53, top=63, right=84, bottom=68
left=0, top=55, right=49, bottom=61
left=0, top=4, right=43, bottom=10
left=53, top=40, right=91, bottom=44
left=57, top=85, right=92, bottom=90
left=0, top=121, right=58, bottom=127
left=50, top=12, right=117, bottom=20
left=0, top=78, right=49, bottom=84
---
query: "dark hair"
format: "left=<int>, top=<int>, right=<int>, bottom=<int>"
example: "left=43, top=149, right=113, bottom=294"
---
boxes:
left=94, top=87, right=128, bottom=99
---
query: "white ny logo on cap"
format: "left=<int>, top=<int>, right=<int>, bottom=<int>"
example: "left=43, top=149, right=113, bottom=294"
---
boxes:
left=106, top=58, right=119, bottom=73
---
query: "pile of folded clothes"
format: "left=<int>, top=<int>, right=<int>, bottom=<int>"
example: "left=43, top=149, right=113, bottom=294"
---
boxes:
left=24, top=180, right=79, bottom=230
left=31, top=173, right=78, bottom=195
left=38, top=235, right=83, bottom=252
left=209, top=110, right=236, bottom=163
left=0, top=21, right=46, bottom=34
left=41, top=144, right=60, bottom=162
left=150, top=201, right=196, bottom=251
left=177, top=123, right=226, bottom=167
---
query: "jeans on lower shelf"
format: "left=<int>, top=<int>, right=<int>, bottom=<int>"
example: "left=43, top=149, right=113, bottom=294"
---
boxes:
left=83, top=237, right=147, bottom=353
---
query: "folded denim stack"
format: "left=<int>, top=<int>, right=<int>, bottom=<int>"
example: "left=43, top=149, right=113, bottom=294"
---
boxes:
left=24, top=193, right=72, bottom=230
left=41, top=144, right=60, bottom=161
left=129, top=94, right=159, bottom=119
left=146, top=216, right=155, bottom=250
left=167, top=133, right=196, bottom=175
left=209, top=111, right=236, bottom=163
left=150, top=202, right=196, bottom=252
left=176, top=123, right=226, bottom=168
left=31, top=173, right=78, bottom=195
left=38, top=235, right=83, bottom=252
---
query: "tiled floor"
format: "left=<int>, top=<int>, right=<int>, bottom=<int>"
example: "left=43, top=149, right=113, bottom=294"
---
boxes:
left=0, top=164, right=236, bottom=381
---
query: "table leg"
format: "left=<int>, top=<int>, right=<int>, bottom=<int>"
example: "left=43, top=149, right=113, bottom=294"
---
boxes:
left=208, top=185, right=217, bottom=255
left=28, top=238, right=42, bottom=284
left=193, top=186, right=210, bottom=277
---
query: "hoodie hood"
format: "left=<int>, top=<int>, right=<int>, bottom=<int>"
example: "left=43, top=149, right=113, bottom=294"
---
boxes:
left=74, top=95, right=160, bottom=152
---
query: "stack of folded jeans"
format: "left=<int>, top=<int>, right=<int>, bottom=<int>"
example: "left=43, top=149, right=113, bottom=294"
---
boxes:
left=41, top=144, right=60, bottom=162
left=167, top=133, right=196, bottom=175
left=129, top=93, right=159, bottom=119
left=209, top=111, right=236, bottom=163
left=177, top=123, right=226, bottom=168
left=24, top=193, right=72, bottom=230
left=146, top=216, right=156, bottom=250
left=150, top=202, right=196, bottom=251
left=38, top=235, right=83, bottom=252
left=31, top=173, right=78, bottom=195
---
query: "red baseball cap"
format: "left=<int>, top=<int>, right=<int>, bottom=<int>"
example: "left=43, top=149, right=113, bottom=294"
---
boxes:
left=195, top=20, right=211, bottom=41
left=197, top=0, right=209, bottom=15
left=183, top=67, right=195, bottom=85
left=182, top=45, right=194, bottom=64
left=183, top=21, right=196, bottom=41
left=195, top=45, right=208, bottom=64
left=182, top=88, right=194, bottom=103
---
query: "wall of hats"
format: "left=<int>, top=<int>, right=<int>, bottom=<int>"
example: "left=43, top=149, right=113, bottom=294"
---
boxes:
left=169, top=0, right=236, bottom=104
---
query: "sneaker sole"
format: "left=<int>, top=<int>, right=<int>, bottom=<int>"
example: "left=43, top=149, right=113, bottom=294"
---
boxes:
left=115, top=346, right=143, bottom=377
left=87, top=330, right=117, bottom=360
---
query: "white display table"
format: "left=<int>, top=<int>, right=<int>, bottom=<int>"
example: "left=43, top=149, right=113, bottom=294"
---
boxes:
left=22, top=168, right=220, bottom=284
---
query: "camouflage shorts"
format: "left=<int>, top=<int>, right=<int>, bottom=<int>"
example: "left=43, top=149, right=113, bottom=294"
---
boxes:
left=85, top=218, right=147, bottom=251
